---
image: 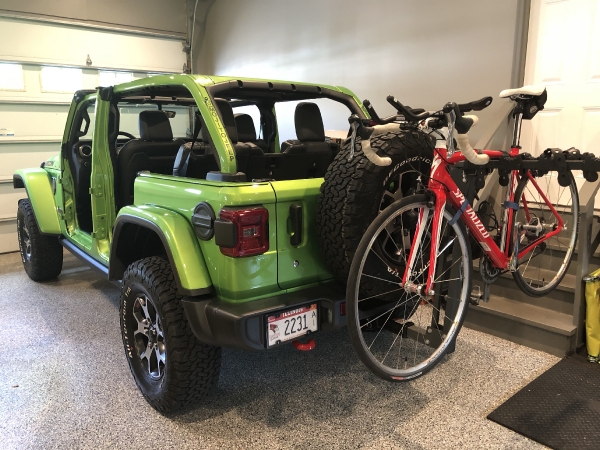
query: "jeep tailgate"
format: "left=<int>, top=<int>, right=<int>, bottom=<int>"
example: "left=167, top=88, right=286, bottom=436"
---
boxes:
left=270, top=179, right=333, bottom=289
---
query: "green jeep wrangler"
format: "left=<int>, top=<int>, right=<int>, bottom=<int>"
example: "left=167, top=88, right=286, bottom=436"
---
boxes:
left=13, top=74, right=431, bottom=413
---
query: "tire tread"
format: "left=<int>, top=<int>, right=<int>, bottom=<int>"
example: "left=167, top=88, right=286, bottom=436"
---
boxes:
left=121, top=256, right=221, bottom=414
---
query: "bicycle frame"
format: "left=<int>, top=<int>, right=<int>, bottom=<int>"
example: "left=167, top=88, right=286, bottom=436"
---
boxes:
left=402, top=146, right=565, bottom=294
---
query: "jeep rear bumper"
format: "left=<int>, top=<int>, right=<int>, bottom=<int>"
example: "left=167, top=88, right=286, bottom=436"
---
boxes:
left=181, top=283, right=346, bottom=351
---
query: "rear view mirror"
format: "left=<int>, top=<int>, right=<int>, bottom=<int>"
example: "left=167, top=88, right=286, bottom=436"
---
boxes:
left=164, top=110, right=176, bottom=118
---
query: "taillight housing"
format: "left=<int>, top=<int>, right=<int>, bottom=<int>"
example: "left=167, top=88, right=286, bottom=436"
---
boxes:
left=216, top=207, right=269, bottom=257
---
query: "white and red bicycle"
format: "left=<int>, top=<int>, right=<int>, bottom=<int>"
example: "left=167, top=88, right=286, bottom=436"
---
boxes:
left=346, top=86, right=581, bottom=381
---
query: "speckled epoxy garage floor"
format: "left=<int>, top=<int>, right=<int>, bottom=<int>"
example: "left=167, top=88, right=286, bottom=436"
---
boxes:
left=0, top=251, right=559, bottom=450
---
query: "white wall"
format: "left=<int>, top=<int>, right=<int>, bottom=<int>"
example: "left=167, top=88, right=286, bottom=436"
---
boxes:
left=197, top=0, right=527, bottom=145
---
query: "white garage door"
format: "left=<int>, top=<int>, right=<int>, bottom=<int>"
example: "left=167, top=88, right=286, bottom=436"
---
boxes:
left=0, top=16, right=186, bottom=253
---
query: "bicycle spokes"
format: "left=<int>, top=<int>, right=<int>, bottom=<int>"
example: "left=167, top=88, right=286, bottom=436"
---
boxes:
left=347, top=195, right=472, bottom=380
left=512, top=170, right=578, bottom=296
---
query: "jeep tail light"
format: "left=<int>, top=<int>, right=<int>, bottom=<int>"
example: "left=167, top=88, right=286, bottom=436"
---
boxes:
left=215, top=207, right=269, bottom=257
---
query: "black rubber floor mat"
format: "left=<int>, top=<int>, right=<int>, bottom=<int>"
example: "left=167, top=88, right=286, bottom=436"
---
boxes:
left=488, top=356, right=600, bottom=449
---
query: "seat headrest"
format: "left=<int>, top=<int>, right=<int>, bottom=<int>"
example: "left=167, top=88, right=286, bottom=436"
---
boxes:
left=139, top=110, right=173, bottom=141
left=234, top=114, right=257, bottom=142
left=295, top=102, right=325, bottom=142
left=215, top=99, right=238, bottom=143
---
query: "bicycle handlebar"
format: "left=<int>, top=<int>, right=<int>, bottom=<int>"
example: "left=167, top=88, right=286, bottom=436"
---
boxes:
left=387, top=96, right=431, bottom=121
left=352, top=94, right=492, bottom=166
left=362, top=100, right=399, bottom=125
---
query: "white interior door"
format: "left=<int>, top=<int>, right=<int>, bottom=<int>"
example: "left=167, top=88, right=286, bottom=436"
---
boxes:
left=520, top=0, right=600, bottom=207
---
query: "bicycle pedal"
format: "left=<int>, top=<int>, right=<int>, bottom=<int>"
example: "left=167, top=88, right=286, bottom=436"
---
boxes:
left=470, top=285, right=483, bottom=302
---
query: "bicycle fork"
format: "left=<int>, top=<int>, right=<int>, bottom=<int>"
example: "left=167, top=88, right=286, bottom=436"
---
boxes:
left=402, top=187, right=447, bottom=299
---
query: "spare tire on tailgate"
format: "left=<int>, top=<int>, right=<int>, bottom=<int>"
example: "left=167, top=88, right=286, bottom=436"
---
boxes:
left=317, top=129, right=434, bottom=283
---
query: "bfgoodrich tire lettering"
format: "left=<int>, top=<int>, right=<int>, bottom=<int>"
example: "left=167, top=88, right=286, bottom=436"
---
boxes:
left=317, top=129, right=433, bottom=282
left=120, top=256, right=221, bottom=414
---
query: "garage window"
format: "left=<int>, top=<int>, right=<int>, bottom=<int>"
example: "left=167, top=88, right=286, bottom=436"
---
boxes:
left=0, top=62, right=25, bottom=91
left=98, top=70, right=133, bottom=87
left=40, top=66, right=83, bottom=93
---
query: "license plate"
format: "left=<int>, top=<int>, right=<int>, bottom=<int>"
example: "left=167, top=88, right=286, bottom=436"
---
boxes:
left=266, top=303, right=318, bottom=347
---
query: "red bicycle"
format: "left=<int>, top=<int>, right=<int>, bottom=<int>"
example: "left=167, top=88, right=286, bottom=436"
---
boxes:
left=346, top=86, right=579, bottom=381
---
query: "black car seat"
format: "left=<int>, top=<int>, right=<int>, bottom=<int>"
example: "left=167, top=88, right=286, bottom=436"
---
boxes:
left=214, top=99, right=263, bottom=173
left=116, top=110, right=184, bottom=208
left=173, top=125, right=220, bottom=179
left=234, top=113, right=268, bottom=151
left=281, top=102, right=331, bottom=154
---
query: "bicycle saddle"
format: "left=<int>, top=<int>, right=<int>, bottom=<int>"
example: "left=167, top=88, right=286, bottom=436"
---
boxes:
left=499, top=85, right=546, bottom=98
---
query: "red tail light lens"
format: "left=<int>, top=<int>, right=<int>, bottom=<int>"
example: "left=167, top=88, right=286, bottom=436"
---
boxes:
left=218, top=207, right=269, bottom=257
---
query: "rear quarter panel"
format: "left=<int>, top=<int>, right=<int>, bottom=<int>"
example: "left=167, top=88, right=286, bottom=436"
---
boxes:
left=133, top=174, right=281, bottom=302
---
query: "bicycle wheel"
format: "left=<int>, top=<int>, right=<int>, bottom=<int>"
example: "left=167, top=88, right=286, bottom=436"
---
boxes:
left=347, top=194, right=472, bottom=381
left=511, top=170, right=579, bottom=297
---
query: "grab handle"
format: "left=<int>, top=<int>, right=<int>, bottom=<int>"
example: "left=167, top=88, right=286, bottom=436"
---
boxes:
left=289, top=203, right=302, bottom=246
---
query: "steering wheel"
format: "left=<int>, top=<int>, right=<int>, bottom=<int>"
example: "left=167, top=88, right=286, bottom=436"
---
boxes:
left=114, top=132, right=137, bottom=155
left=117, top=131, right=136, bottom=141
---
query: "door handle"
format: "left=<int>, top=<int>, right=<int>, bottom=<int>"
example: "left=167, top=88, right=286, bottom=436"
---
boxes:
left=289, top=203, right=302, bottom=246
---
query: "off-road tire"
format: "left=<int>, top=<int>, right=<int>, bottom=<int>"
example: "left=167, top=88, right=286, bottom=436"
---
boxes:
left=17, top=198, right=63, bottom=281
left=317, top=129, right=433, bottom=282
left=120, top=256, right=221, bottom=414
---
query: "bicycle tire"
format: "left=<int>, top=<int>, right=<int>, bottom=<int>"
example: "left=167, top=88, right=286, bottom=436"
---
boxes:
left=511, top=170, right=579, bottom=297
left=347, top=194, right=472, bottom=381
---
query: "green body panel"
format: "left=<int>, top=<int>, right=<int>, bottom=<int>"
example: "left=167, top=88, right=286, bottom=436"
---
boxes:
left=133, top=174, right=283, bottom=301
left=117, top=204, right=212, bottom=291
left=271, top=179, right=333, bottom=289
left=15, top=168, right=61, bottom=234
left=90, top=95, right=117, bottom=259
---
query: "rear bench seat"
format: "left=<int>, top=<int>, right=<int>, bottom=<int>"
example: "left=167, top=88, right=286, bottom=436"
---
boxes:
left=247, top=102, right=336, bottom=180
left=173, top=100, right=338, bottom=181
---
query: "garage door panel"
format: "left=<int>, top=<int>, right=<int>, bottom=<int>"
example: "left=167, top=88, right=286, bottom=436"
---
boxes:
left=0, top=18, right=185, bottom=73
left=0, top=15, right=185, bottom=252
left=0, top=220, right=18, bottom=254
left=0, top=184, right=26, bottom=219
left=0, top=104, right=69, bottom=138
left=0, top=144, right=59, bottom=179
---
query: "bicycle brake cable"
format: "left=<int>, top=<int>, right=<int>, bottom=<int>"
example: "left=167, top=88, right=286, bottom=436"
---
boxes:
left=350, top=121, right=359, bottom=160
